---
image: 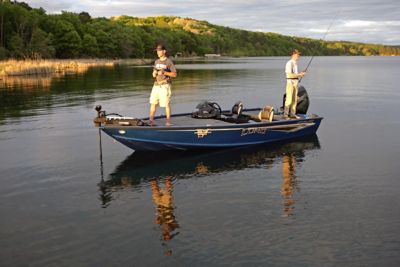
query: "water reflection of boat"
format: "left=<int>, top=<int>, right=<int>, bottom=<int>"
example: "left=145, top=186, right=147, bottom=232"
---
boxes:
left=98, top=135, right=320, bottom=254
left=99, top=135, right=320, bottom=198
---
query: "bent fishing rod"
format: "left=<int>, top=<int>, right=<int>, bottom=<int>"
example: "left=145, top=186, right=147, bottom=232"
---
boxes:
left=299, top=12, right=340, bottom=82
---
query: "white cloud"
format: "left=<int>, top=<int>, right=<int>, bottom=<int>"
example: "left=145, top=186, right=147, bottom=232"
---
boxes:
left=344, top=20, right=377, bottom=27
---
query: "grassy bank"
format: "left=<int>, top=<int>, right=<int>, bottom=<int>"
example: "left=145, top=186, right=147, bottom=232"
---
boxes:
left=0, top=59, right=115, bottom=77
left=0, top=59, right=152, bottom=77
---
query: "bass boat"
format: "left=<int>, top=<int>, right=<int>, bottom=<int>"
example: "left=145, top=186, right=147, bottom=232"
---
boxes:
left=94, top=87, right=323, bottom=151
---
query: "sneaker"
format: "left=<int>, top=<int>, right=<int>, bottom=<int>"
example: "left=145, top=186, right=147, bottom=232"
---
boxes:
left=289, top=114, right=301, bottom=119
left=165, top=122, right=173, bottom=126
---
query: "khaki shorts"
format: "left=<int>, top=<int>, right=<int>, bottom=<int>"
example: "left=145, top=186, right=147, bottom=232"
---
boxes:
left=149, top=83, right=172, bottom=107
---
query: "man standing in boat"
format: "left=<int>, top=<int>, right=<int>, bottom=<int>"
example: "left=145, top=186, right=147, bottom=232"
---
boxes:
left=149, top=44, right=177, bottom=126
left=284, top=49, right=306, bottom=119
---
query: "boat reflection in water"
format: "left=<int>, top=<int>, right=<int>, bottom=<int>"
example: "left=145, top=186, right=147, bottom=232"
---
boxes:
left=98, top=135, right=320, bottom=254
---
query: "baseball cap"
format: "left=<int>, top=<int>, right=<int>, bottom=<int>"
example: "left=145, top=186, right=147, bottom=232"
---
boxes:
left=155, top=44, right=167, bottom=51
left=291, top=49, right=301, bottom=55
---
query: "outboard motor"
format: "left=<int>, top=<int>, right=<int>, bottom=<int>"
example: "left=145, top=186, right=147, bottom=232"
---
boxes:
left=282, top=85, right=310, bottom=114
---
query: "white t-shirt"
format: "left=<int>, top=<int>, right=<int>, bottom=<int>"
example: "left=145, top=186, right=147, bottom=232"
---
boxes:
left=285, top=59, right=298, bottom=75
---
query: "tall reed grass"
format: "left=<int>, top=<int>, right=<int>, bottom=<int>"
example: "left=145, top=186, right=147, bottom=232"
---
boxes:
left=0, top=59, right=116, bottom=77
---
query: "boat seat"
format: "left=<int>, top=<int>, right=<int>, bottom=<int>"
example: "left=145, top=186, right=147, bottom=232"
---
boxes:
left=219, top=101, right=251, bottom=124
left=257, top=106, right=274, bottom=122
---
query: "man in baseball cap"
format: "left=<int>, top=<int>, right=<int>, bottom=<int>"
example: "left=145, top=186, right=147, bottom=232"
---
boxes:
left=149, top=43, right=177, bottom=126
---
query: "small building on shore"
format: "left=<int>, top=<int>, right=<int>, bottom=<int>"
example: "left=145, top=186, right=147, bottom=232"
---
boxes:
left=174, top=52, right=183, bottom=58
left=204, top=54, right=221, bottom=58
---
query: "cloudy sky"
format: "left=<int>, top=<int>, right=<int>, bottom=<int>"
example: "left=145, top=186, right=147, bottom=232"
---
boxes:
left=24, top=0, right=400, bottom=45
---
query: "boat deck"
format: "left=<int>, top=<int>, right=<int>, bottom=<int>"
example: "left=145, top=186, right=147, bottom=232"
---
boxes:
left=150, top=111, right=289, bottom=127
left=100, top=109, right=311, bottom=128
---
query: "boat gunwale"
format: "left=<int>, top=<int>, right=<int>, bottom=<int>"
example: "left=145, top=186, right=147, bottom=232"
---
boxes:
left=100, top=108, right=323, bottom=131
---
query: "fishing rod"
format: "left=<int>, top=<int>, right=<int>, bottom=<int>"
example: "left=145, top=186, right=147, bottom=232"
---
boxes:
left=299, top=12, right=340, bottom=82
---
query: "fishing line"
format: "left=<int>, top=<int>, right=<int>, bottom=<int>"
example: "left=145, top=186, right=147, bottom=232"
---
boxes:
left=299, top=11, right=340, bottom=82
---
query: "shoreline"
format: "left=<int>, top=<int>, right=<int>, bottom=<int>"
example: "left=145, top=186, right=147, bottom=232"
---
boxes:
left=0, top=57, right=214, bottom=78
left=2, top=55, right=395, bottom=78
left=0, top=58, right=153, bottom=78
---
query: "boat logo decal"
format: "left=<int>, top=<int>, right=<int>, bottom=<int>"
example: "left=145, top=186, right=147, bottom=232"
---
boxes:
left=241, top=127, right=267, bottom=136
left=195, top=129, right=211, bottom=138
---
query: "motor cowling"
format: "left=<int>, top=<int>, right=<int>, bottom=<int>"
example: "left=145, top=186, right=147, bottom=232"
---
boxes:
left=282, top=85, right=310, bottom=114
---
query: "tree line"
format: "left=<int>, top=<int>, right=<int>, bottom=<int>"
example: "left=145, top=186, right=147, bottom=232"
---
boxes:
left=1, top=0, right=399, bottom=60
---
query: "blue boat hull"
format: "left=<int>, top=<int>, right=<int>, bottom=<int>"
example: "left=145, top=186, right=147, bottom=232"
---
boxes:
left=101, top=115, right=323, bottom=151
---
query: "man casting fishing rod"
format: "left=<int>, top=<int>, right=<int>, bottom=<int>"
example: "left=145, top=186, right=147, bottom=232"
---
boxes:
left=284, top=49, right=306, bottom=119
left=283, top=12, right=338, bottom=120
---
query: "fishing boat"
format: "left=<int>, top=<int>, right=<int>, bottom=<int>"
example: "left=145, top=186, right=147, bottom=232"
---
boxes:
left=94, top=87, right=323, bottom=151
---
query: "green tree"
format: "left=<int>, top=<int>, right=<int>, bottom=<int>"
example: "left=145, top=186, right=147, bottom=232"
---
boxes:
left=8, top=34, right=24, bottom=58
left=82, top=33, right=99, bottom=57
left=57, top=30, right=82, bottom=58
left=0, top=46, right=7, bottom=59
left=27, top=27, right=55, bottom=58
left=78, top=12, right=91, bottom=24
left=92, top=28, right=116, bottom=57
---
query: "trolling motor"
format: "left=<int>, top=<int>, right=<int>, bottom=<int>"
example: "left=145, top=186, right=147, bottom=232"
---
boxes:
left=93, top=105, right=148, bottom=127
left=95, top=105, right=106, bottom=117
left=94, top=105, right=107, bottom=125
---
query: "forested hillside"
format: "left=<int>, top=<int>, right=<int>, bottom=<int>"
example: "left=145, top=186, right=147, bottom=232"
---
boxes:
left=1, top=1, right=399, bottom=59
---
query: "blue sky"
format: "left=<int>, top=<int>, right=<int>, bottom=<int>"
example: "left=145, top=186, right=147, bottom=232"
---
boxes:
left=25, top=0, right=400, bottom=45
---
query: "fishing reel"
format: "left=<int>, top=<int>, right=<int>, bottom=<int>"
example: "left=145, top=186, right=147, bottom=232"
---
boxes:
left=154, top=68, right=165, bottom=75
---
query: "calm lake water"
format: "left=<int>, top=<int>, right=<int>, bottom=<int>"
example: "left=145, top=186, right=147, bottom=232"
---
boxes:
left=1, top=57, right=399, bottom=267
